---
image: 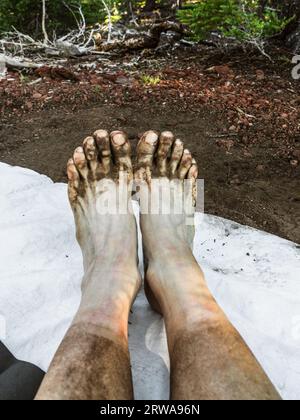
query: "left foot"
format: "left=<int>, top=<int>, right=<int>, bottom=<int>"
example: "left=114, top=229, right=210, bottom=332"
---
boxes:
left=35, top=130, right=140, bottom=400
left=67, top=130, right=141, bottom=343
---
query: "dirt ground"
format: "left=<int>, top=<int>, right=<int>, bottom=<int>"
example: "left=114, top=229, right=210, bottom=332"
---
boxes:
left=0, top=48, right=299, bottom=243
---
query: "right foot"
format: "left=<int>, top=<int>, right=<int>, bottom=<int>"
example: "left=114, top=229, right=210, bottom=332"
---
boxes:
left=67, top=130, right=141, bottom=343
left=134, top=131, right=220, bottom=346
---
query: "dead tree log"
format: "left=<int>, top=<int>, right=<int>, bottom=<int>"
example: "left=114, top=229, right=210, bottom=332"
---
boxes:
left=99, top=21, right=184, bottom=52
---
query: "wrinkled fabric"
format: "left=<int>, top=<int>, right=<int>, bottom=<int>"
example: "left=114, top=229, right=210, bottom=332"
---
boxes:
left=0, top=163, right=299, bottom=400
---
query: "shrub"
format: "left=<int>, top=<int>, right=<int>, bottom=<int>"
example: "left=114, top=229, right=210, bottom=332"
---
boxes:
left=177, top=0, right=293, bottom=51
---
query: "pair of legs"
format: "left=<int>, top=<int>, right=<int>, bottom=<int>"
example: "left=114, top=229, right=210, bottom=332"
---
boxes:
left=36, top=130, right=280, bottom=400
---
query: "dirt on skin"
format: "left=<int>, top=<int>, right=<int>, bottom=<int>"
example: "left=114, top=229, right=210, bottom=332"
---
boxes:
left=0, top=101, right=299, bottom=244
left=0, top=47, right=299, bottom=243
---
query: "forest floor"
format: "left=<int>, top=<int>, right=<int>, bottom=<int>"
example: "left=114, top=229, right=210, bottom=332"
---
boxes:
left=0, top=45, right=299, bottom=243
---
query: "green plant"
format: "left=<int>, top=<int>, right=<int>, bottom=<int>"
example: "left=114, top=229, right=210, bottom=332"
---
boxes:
left=19, top=73, right=30, bottom=83
left=178, top=0, right=293, bottom=54
left=141, top=74, right=161, bottom=85
left=93, top=85, right=101, bottom=93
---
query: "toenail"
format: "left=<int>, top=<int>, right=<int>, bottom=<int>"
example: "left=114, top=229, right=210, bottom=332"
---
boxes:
left=112, top=133, right=126, bottom=146
left=95, top=129, right=109, bottom=138
left=86, top=138, right=95, bottom=147
left=75, top=147, right=84, bottom=153
left=145, top=132, right=158, bottom=145
left=161, top=131, right=173, bottom=139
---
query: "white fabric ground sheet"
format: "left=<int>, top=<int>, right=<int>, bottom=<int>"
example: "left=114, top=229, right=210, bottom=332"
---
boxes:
left=0, top=162, right=299, bottom=400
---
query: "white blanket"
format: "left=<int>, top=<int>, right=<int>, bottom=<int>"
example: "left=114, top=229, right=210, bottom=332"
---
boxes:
left=0, top=162, right=299, bottom=400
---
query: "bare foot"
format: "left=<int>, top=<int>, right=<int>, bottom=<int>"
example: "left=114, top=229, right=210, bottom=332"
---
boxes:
left=67, top=129, right=141, bottom=343
left=35, top=130, right=141, bottom=400
left=134, top=131, right=281, bottom=400
left=134, top=131, right=207, bottom=327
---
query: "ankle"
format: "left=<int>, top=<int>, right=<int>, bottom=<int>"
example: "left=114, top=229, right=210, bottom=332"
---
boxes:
left=73, top=307, right=130, bottom=347
left=145, top=241, right=195, bottom=272
left=146, top=261, right=224, bottom=331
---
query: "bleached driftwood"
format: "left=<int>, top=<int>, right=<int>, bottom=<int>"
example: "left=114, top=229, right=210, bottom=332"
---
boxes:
left=0, top=54, right=42, bottom=70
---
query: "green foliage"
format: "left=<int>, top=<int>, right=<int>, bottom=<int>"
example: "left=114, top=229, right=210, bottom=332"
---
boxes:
left=177, top=0, right=293, bottom=44
left=0, top=0, right=114, bottom=35
left=141, top=74, right=161, bottom=85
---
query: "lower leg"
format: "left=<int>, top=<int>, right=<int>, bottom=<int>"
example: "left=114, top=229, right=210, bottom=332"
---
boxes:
left=36, top=130, right=141, bottom=400
left=35, top=268, right=136, bottom=400
left=136, top=130, right=281, bottom=400
left=147, top=244, right=281, bottom=401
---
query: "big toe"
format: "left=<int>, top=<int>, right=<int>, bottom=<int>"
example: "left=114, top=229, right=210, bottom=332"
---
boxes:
left=136, top=131, right=159, bottom=181
left=94, top=129, right=111, bottom=176
left=110, top=131, right=133, bottom=179
left=157, top=131, right=175, bottom=176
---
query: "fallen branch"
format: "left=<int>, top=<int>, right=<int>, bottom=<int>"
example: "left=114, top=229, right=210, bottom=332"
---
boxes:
left=99, top=21, right=184, bottom=52
left=0, top=54, right=42, bottom=70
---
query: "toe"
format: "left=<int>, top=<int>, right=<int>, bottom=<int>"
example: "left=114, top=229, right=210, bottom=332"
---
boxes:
left=110, top=131, right=133, bottom=176
left=187, top=159, right=198, bottom=180
left=137, top=131, right=159, bottom=169
left=178, top=149, right=193, bottom=179
left=83, top=136, right=98, bottom=176
left=170, top=139, right=184, bottom=176
left=67, top=158, right=80, bottom=204
left=83, top=136, right=97, bottom=161
left=94, top=129, right=111, bottom=175
left=73, top=146, right=88, bottom=178
left=187, top=159, right=198, bottom=208
left=157, top=131, right=175, bottom=176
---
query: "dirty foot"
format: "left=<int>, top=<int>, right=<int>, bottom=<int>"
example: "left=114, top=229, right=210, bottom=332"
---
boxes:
left=67, top=129, right=141, bottom=342
left=35, top=130, right=141, bottom=400
left=134, top=131, right=281, bottom=401
left=134, top=131, right=211, bottom=330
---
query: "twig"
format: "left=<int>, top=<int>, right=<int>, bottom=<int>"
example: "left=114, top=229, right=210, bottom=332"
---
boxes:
left=236, top=107, right=256, bottom=119
left=209, top=133, right=239, bottom=138
left=101, top=0, right=113, bottom=43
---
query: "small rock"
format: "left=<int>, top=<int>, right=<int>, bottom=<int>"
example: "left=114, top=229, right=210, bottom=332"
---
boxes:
left=208, top=65, right=232, bottom=76
left=32, top=92, right=42, bottom=100
left=256, top=164, right=265, bottom=172
left=256, top=70, right=265, bottom=80
left=216, top=139, right=234, bottom=151
left=290, top=159, right=299, bottom=167
left=25, top=101, right=33, bottom=110
left=115, top=76, right=131, bottom=86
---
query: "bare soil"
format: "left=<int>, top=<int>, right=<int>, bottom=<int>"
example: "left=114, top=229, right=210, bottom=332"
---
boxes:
left=0, top=48, right=299, bottom=243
